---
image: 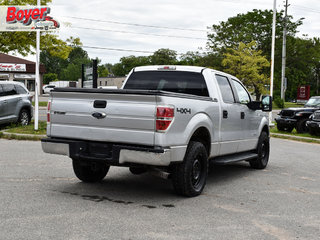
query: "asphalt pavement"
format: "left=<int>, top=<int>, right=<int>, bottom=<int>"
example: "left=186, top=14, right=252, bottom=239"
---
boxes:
left=0, top=138, right=319, bottom=240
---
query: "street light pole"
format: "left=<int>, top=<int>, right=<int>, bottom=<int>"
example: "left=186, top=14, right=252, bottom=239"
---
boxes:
left=269, top=0, right=277, bottom=126
left=34, top=0, right=40, bottom=130
left=281, top=0, right=289, bottom=100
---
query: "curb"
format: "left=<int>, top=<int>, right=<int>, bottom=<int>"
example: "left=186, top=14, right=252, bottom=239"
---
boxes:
left=271, top=133, right=320, bottom=143
left=0, top=131, right=45, bottom=141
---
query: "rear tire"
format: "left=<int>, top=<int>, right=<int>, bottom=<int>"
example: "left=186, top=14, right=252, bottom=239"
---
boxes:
left=172, top=141, right=208, bottom=197
left=250, top=131, right=270, bottom=169
left=72, top=159, right=109, bottom=183
left=18, top=109, right=30, bottom=126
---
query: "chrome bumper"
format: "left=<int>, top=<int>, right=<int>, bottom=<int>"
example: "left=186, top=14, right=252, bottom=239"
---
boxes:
left=41, top=138, right=185, bottom=166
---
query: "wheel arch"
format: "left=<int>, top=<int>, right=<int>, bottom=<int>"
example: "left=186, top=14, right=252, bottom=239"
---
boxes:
left=189, top=127, right=211, bottom=156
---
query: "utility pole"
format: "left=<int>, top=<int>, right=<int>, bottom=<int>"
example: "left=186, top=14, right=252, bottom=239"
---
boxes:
left=269, top=0, right=277, bottom=126
left=281, top=0, right=289, bottom=100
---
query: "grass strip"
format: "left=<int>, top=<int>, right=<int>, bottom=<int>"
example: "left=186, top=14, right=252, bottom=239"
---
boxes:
left=4, top=121, right=47, bottom=135
left=271, top=133, right=320, bottom=144
left=270, top=126, right=320, bottom=139
left=32, top=101, right=48, bottom=107
left=0, top=132, right=42, bottom=141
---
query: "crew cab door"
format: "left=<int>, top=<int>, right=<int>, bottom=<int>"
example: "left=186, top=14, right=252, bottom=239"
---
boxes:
left=231, top=79, right=260, bottom=152
left=215, top=74, right=242, bottom=155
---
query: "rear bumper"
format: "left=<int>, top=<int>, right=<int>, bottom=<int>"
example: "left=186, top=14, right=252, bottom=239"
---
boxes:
left=41, top=138, right=181, bottom=166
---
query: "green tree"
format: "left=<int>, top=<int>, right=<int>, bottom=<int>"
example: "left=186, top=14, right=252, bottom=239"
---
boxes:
left=207, top=9, right=302, bottom=58
left=150, top=48, right=177, bottom=65
left=112, top=55, right=150, bottom=76
left=98, top=65, right=109, bottom=77
left=179, top=51, right=223, bottom=70
left=222, top=41, right=270, bottom=99
left=59, top=47, right=91, bottom=81
left=285, top=37, right=320, bottom=99
left=43, top=73, right=57, bottom=84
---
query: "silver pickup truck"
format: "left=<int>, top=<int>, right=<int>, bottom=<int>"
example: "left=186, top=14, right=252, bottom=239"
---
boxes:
left=42, top=65, right=272, bottom=197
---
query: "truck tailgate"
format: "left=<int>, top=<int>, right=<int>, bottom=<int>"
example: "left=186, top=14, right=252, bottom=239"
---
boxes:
left=48, top=91, right=156, bottom=146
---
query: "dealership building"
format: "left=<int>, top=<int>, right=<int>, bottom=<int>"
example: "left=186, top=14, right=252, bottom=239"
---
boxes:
left=0, top=53, right=45, bottom=93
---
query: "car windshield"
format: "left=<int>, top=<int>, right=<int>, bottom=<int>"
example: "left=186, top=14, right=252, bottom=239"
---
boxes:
left=305, top=98, right=320, bottom=107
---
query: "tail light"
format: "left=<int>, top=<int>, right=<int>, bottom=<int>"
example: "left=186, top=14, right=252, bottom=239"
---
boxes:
left=28, top=95, right=33, bottom=102
left=47, top=101, right=51, bottom=123
left=156, top=106, right=174, bottom=132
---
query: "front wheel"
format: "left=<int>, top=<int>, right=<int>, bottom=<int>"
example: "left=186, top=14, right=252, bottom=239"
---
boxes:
left=72, top=159, right=110, bottom=182
left=296, top=119, right=308, bottom=133
left=277, top=123, right=293, bottom=132
left=250, top=131, right=270, bottom=169
left=172, top=141, right=208, bottom=197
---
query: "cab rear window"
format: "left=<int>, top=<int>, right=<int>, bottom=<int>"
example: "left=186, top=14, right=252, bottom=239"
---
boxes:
left=124, top=71, right=209, bottom=97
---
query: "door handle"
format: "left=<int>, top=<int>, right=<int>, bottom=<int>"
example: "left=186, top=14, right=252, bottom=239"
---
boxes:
left=241, top=112, right=245, bottom=119
left=3, top=100, right=7, bottom=104
left=223, top=110, right=228, bottom=119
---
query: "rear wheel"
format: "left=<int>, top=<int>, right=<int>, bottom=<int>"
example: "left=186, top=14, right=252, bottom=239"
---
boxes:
left=250, top=131, right=270, bottom=169
left=72, top=159, right=109, bottom=182
left=18, top=109, right=30, bottom=126
left=172, top=141, right=208, bottom=197
left=296, top=119, right=308, bottom=133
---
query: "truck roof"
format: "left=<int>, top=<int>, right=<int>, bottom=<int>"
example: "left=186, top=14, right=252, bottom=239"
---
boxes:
left=133, top=65, right=239, bottom=80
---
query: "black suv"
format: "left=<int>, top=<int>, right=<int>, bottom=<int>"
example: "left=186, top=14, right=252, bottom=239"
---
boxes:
left=306, top=110, right=320, bottom=136
left=275, top=96, right=320, bottom=133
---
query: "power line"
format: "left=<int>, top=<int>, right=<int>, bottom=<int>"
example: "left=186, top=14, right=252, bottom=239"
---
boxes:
left=82, top=45, right=157, bottom=54
left=63, top=16, right=207, bottom=32
left=72, top=26, right=207, bottom=40
left=291, top=5, right=320, bottom=14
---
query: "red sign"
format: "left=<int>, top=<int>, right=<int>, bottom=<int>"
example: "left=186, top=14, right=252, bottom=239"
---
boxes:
left=6, top=6, right=50, bottom=25
left=297, top=85, right=310, bottom=101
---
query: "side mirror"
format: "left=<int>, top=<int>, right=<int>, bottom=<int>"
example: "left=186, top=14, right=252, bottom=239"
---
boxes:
left=261, top=95, right=272, bottom=112
left=247, top=95, right=272, bottom=112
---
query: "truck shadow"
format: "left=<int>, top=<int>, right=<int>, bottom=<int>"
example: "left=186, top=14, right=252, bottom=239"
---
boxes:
left=54, top=163, right=254, bottom=206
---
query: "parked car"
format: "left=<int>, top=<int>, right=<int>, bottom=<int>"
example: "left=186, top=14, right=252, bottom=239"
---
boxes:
left=0, top=81, right=33, bottom=126
left=42, top=65, right=272, bottom=197
left=306, top=110, right=320, bottom=136
left=275, top=96, right=320, bottom=133
left=43, top=85, right=55, bottom=94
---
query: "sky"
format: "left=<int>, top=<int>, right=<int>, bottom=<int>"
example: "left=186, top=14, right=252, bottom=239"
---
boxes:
left=27, top=0, right=320, bottom=64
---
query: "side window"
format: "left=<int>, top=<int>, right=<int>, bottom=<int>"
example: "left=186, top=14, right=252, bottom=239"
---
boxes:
left=216, top=75, right=235, bottom=103
left=2, top=84, right=17, bottom=96
left=15, top=85, right=28, bottom=95
left=232, top=79, right=251, bottom=104
left=0, top=85, right=4, bottom=97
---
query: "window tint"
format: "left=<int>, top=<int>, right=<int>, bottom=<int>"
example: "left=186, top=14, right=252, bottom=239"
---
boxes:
left=15, top=85, right=28, bottom=94
left=232, top=79, right=250, bottom=104
left=2, top=84, right=17, bottom=96
left=124, top=71, right=209, bottom=97
left=216, top=75, right=235, bottom=103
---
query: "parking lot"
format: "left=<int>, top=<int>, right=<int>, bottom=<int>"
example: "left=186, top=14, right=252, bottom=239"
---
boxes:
left=0, top=138, right=319, bottom=240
